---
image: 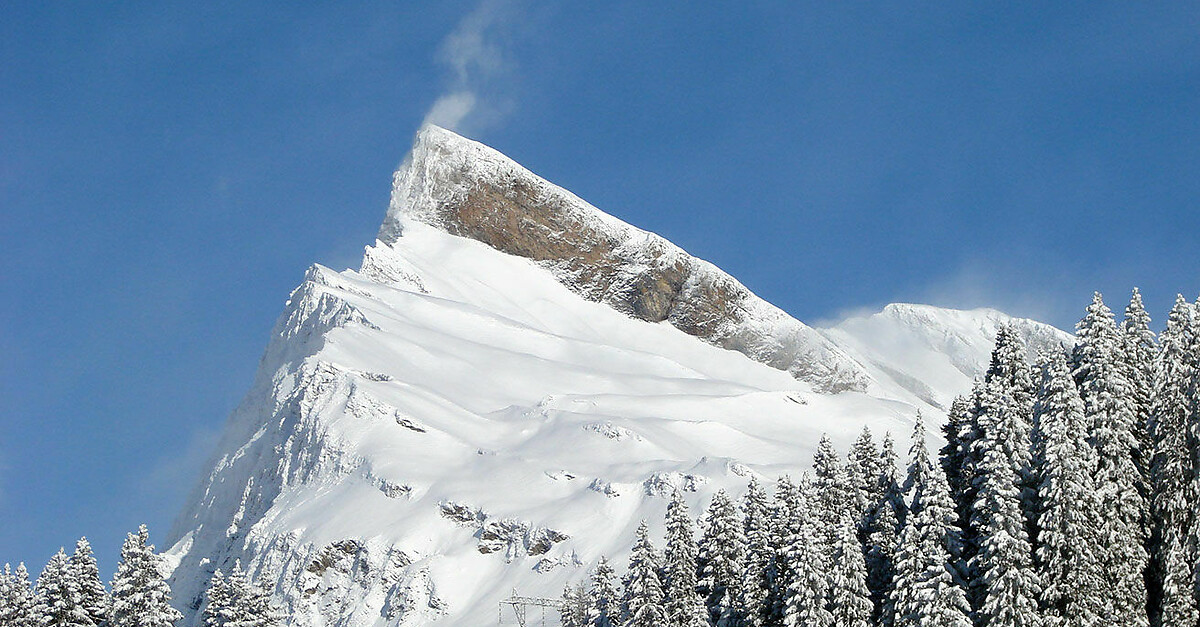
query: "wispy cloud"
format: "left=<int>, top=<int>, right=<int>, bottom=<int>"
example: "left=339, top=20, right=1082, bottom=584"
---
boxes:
left=422, top=0, right=519, bottom=134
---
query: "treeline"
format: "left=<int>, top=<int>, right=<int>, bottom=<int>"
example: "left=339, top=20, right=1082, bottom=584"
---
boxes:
left=563, top=289, right=1200, bottom=627
left=0, top=525, right=280, bottom=627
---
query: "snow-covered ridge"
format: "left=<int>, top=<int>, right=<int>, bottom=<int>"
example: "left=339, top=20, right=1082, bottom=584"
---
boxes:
left=165, top=127, right=1073, bottom=626
left=378, top=124, right=869, bottom=393
left=822, top=303, right=1074, bottom=409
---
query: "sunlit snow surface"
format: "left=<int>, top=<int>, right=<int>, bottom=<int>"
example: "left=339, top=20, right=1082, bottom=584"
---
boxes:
left=165, top=129, right=1071, bottom=626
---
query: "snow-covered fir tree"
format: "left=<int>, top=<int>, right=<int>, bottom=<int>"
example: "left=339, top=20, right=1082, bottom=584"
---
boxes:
left=957, top=326, right=1037, bottom=614
left=944, top=381, right=985, bottom=603
left=1151, top=295, right=1198, bottom=627
left=781, top=476, right=832, bottom=627
left=902, top=412, right=935, bottom=500
left=848, top=427, right=883, bottom=531
left=1, top=563, right=38, bottom=627
left=1073, top=292, right=1149, bottom=627
left=622, top=522, right=666, bottom=627
left=34, top=548, right=94, bottom=627
left=202, top=569, right=233, bottom=627
left=108, top=525, right=182, bottom=627
left=221, top=561, right=282, bottom=627
left=589, top=556, right=620, bottom=627
left=867, top=433, right=905, bottom=627
left=697, top=490, right=745, bottom=627
left=940, top=394, right=974, bottom=522
left=972, top=357, right=1042, bottom=627
left=890, top=414, right=971, bottom=627
left=769, top=476, right=802, bottom=626
left=663, top=491, right=710, bottom=627
left=562, top=583, right=591, bottom=627
left=983, top=325, right=1038, bottom=522
left=812, top=434, right=851, bottom=558
left=69, top=539, right=107, bottom=627
left=827, top=513, right=872, bottom=627
left=1032, top=352, right=1103, bottom=627
left=741, top=478, right=775, bottom=627
left=1121, top=288, right=1157, bottom=501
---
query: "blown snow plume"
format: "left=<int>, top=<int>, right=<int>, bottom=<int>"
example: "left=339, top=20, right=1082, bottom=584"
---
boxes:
left=422, top=0, right=517, bottom=134
left=164, top=125, right=1072, bottom=626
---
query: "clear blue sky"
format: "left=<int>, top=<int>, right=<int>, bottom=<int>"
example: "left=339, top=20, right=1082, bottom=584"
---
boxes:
left=2, top=2, right=1198, bottom=576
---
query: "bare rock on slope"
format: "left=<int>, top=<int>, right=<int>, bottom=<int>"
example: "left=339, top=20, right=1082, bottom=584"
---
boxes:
left=377, top=124, right=869, bottom=393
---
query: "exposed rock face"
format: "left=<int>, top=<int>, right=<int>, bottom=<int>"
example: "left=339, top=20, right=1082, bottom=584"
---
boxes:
left=379, top=125, right=869, bottom=393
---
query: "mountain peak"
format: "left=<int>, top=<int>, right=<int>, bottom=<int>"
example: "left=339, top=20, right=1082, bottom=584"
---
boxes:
left=372, top=127, right=870, bottom=393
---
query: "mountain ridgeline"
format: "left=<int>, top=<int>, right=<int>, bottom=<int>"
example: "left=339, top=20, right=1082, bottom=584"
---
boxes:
left=157, top=125, right=1090, bottom=626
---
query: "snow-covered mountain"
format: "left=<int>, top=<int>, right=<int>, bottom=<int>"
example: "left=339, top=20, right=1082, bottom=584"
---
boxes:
left=824, top=303, right=1073, bottom=411
left=163, top=125, right=1071, bottom=626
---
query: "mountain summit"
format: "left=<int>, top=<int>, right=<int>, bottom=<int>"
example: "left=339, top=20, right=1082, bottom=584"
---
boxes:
left=379, top=125, right=869, bottom=393
left=164, top=125, right=1070, bottom=626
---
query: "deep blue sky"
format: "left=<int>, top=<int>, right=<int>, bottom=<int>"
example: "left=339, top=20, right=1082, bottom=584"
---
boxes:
left=2, top=2, right=1198, bottom=576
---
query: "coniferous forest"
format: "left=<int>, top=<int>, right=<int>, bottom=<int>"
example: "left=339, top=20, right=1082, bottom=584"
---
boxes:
left=0, top=525, right=281, bottom=627
left=562, top=290, right=1200, bottom=627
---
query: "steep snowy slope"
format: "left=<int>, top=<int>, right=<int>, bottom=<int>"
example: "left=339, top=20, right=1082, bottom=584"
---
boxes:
left=164, top=125, right=1069, bottom=626
left=822, top=303, right=1074, bottom=410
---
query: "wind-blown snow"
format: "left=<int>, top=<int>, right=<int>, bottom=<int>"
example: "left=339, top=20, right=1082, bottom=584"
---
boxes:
left=164, top=127, right=1072, bottom=626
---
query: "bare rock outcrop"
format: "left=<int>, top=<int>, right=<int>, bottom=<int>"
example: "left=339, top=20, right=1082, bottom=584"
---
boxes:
left=377, top=125, right=869, bottom=393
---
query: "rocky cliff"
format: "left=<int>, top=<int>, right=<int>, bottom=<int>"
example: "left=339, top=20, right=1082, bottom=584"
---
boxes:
left=379, top=125, right=868, bottom=393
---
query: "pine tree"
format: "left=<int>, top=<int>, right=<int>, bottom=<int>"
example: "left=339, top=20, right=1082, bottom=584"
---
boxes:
left=224, top=563, right=252, bottom=627
left=1, top=563, right=38, bottom=627
left=1152, top=295, right=1198, bottom=627
left=903, top=412, right=935, bottom=499
left=769, top=476, right=801, bottom=627
left=69, top=539, right=107, bottom=627
left=741, top=478, right=775, bottom=627
left=891, top=414, right=972, bottom=627
left=1032, top=351, right=1103, bottom=627
left=231, top=570, right=281, bottom=627
left=562, top=583, right=591, bottom=627
left=1121, top=288, right=1157, bottom=501
left=697, top=490, right=744, bottom=627
left=1074, top=292, right=1149, bottom=627
left=827, top=513, right=871, bottom=627
left=983, top=326, right=1038, bottom=523
left=781, top=477, right=832, bottom=627
left=945, top=381, right=986, bottom=602
left=964, top=327, right=1038, bottom=615
left=589, top=556, right=620, bottom=627
left=663, top=491, right=709, bottom=627
left=202, top=569, right=232, bottom=627
left=867, top=433, right=905, bottom=627
left=941, top=394, right=974, bottom=519
left=108, top=525, right=182, bottom=627
left=972, top=353, right=1042, bottom=627
left=812, top=435, right=850, bottom=558
left=848, top=427, right=883, bottom=531
left=622, top=522, right=666, bottom=627
left=35, top=548, right=94, bottom=627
